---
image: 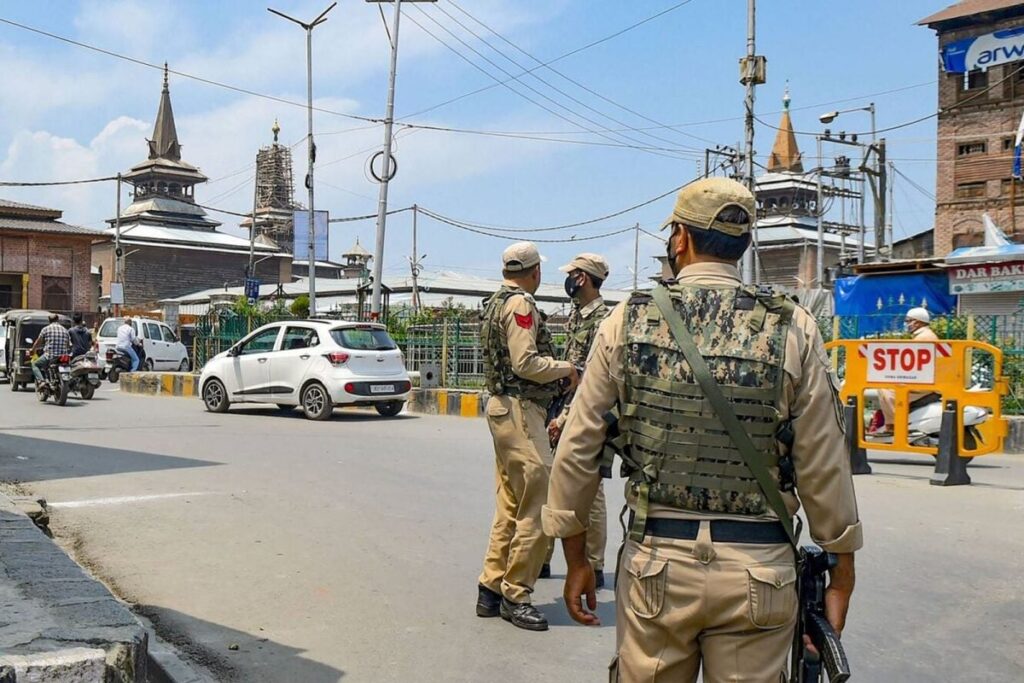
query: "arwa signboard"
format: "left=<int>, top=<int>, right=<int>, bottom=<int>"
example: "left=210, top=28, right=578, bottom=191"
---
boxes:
left=948, top=260, right=1024, bottom=294
left=942, top=27, right=1024, bottom=73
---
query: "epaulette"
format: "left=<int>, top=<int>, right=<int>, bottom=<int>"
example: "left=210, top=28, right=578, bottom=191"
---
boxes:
left=628, top=291, right=652, bottom=305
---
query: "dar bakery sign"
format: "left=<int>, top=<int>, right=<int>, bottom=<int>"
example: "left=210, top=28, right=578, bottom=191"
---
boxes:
left=949, top=260, right=1024, bottom=294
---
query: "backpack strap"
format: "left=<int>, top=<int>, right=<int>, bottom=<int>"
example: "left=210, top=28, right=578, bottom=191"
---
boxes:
left=648, top=285, right=797, bottom=546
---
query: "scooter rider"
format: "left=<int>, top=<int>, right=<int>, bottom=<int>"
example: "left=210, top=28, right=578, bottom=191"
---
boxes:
left=29, top=314, right=72, bottom=388
left=116, top=316, right=141, bottom=371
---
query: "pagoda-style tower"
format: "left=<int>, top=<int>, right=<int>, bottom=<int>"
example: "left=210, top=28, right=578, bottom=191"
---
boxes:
left=241, top=119, right=300, bottom=253
left=341, top=238, right=372, bottom=279
left=118, top=64, right=219, bottom=231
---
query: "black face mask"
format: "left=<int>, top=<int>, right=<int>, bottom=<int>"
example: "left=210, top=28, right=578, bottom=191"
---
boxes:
left=564, top=273, right=584, bottom=299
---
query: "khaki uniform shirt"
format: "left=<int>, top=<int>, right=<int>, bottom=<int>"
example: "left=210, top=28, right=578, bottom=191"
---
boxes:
left=543, top=262, right=863, bottom=555
left=499, top=281, right=574, bottom=387
left=913, top=326, right=939, bottom=342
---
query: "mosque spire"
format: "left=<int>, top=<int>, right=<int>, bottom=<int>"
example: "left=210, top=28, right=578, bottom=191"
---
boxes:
left=767, top=83, right=803, bottom=173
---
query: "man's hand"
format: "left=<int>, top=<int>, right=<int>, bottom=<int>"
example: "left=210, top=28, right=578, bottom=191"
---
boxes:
left=564, top=366, right=580, bottom=393
left=547, top=419, right=562, bottom=445
left=561, top=534, right=600, bottom=626
left=825, top=552, right=855, bottom=636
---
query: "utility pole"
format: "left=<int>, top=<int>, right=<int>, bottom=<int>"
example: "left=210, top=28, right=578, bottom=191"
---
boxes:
left=368, top=0, right=437, bottom=319
left=410, top=204, right=424, bottom=313
left=248, top=158, right=259, bottom=278
left=816, top=135, right=825, bottom=288
left=886, top=160, right=895, bottom=259
left=632, top=222, right=640, bottom=291
left=874, top=139, right=888, bottom=260
left=739, top=0, right=765, bottom=285
left=113, top=173, right=122, bottom=316
left=268, top=2, right=336, bottom=319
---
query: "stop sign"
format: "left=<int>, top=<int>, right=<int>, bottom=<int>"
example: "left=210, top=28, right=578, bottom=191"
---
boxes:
left=863, top=342, right=937, bottom=384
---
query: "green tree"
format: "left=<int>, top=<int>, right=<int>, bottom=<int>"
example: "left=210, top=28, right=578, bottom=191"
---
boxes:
left=290, top=294, right=310, bottom=318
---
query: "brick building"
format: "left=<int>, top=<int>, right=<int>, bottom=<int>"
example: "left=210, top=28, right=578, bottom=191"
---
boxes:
left=920, top=1, right=1024, bottom=256
left=93, top=67, right=290, bottom=308
left=0, top=198, right=103, bottom=313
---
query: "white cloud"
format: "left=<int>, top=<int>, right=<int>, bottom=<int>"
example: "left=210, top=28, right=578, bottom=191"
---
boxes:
left=73, top=0, right=196, bottom=58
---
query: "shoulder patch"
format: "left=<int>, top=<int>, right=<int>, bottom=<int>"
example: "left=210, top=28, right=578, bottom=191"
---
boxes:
left=514, top=312, right=534, bottom=329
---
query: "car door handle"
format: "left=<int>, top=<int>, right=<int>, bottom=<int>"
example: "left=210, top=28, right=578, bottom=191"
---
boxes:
left=258, top=358, right=268, bottom=363
left=299, top=354, right=310, bottom=360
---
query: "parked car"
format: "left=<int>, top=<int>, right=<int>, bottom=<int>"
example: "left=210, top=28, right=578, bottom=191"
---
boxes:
left=2, top=310, right=72, bottom=391
left=0, top=317, right=7, bottom=380
left=96, top=317, right=190, bottom=372
left=199, top=320, right=411, bottom=420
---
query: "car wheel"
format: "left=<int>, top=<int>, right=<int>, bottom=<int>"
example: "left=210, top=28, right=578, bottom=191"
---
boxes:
left=143, top=358, right=155, bottom=371
left=203, top=378, right=230, bottom=413
left=375, top=401, right=404, bottom=418
left=178, top=358, right=191, bottom=372
left=301, top=382, right=333, bottom=421
left=80, top=384, right=95, bottom=400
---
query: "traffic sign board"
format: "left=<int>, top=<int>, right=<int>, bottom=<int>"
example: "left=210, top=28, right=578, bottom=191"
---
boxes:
left=862, top=342, right=937, bottom=384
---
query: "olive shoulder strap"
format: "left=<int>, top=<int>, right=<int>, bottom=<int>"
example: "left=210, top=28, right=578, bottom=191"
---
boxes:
left=650, top=285, right=796, bottom=546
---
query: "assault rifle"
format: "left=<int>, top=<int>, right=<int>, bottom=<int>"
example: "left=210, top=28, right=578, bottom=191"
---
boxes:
left=791, top=547, right=851, bottom=683
left=547, top=365, right=584, bottom=448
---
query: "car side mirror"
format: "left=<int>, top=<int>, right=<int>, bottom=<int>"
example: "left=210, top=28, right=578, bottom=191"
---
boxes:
left=229, top=346, right=241, bottom=357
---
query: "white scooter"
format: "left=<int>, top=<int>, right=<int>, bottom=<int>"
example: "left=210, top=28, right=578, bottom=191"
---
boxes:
left=862, top=388, right=988, bottom=451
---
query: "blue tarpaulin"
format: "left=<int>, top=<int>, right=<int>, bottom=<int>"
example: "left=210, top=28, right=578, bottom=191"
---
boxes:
left=834, top=272, right=956, bottom=336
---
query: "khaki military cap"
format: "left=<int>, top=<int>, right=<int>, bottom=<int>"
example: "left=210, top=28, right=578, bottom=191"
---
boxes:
left=662, top=177, right=756, bottom=237
left=502, top=241, right=544, bottom=272
left=559, top=253, right=610, bottom=280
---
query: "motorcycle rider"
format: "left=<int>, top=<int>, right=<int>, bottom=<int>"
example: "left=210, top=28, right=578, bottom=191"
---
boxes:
left=69, top=313, right=93, bottom=358
left=29, top=314, right=71, bottom=390
left=116, top=316, right=141, bottom=371
left=876, top=307, right=940, bottom=434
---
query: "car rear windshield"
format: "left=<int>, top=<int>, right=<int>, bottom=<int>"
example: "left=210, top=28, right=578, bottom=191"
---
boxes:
left=98, top=320, right=136, bottom=338
left=330, top=327, right=397, bottom=351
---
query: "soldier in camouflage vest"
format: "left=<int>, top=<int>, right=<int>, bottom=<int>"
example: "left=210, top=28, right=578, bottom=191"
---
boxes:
left=543, top=178, right=862, bottom=681
left=540, top=253, right=611, bottom=588
left=476, top=241, right=578, bottom=632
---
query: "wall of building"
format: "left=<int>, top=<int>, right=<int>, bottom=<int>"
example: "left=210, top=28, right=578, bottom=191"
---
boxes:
left=933, top=15, right=1024, bottom=256
left=115, top=245, right=290, bottom=306
left=757, top=244, right=841, bottom=289
left=0, top=231, right=95, bottom=312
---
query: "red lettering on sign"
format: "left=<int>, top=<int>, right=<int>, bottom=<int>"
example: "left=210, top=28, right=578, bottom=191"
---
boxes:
left=872, top=348, right=886, bottom=371
left=917, top=348, right=932, bottom=370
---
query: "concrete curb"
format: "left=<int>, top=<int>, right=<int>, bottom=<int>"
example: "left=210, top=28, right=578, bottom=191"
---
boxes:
left=1004, top=415, right=1024, bottom=454
left=0, top=492, right=149, bottom=681
left=119, top=372, right=199, bottom=398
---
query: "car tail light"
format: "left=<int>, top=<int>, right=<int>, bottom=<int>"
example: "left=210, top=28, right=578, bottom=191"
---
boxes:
left=106, top=350, right=114, bottom=360
left=399, top=381, right=411, bottom=393
left=344, top=382, right=355, bottom=393
left=326, top=352, right=350, bottom=365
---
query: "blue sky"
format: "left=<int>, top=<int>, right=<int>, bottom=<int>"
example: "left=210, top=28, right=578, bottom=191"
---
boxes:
left=0, top=1, right=948, bottom=290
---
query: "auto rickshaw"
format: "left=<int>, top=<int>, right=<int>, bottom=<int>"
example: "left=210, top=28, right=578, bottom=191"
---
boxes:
left=1, top=310, right=72, bottom=391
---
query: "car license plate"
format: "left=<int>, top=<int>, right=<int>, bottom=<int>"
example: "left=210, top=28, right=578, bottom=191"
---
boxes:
left=371, top=384, right=395, bottom=394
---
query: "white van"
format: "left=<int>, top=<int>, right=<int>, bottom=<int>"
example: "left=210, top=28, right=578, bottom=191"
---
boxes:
left=96, top=317, right=190, bottom=372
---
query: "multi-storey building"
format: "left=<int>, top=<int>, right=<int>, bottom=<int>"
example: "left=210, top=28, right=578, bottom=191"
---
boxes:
left=920, top=0, right=1024, bottom=256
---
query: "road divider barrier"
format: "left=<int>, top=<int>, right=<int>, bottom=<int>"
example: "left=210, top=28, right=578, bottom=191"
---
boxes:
left=119, top=371, right=199, bottom=397
left=826, top=339, right=1009, bottom=485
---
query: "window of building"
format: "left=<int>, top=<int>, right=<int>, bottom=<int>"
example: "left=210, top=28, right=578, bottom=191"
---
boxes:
left=966, top=69, right=988, bottom=90
left=957, top=141, right=987, bottom=156
left=1004, top=138, right=1015, bottom=152
left=955, top=181, right=987, bottom=199
left=41, top=276, right=71, bottom=312
left=953, top=231, right=984, bottom=249
left=0, top=284, right=13, bottom=309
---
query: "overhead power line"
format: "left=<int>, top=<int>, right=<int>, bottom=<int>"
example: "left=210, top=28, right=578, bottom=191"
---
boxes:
left=420, top=210, right=637, bottom=243
left=0, top=175, right=118, bottom=186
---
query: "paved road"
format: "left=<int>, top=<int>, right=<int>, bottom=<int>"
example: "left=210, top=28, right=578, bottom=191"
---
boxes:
left=1, top=387, right=1022, bottom=682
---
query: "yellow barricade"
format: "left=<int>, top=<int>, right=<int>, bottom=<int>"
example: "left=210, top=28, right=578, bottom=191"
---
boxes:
left=825, top=339, right=1008, bottom=457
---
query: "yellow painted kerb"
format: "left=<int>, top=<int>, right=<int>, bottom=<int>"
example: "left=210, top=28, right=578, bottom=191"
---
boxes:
left=161, top=374, right=175, bottom=395
left=460, top=394, right=478, bottom=417
left=436, top=389, right=448, bottom=415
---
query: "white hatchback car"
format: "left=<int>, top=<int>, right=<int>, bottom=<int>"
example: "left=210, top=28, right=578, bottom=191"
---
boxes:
left=199, top=320, right=411, bottom=420
left=97, top=317, right=191, bottom=372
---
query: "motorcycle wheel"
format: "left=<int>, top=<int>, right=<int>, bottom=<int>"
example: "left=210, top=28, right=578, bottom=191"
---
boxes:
left=36, top=386, right=48, bottom=402
left=80, top=384, right=95, bottom=400
left=56, top=380, right=69, bottom=406
left=108, top=367, right=121, bottom=384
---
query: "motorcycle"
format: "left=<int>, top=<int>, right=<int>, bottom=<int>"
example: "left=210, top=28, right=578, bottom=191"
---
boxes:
left=69, top=352, right=103, bottom=399
left=35, top=352, right=72, bottom=406
left=863, top=389, right=988, bottom=452
left=105, top=343, right=146, bottom=384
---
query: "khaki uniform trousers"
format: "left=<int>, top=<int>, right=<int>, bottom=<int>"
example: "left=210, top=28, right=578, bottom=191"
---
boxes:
left=545, top=482, right=608, bottom=570
left=479, top=395, right=552, bottom=604
left=879, top=389, right=930, bottom=426
left=611, top=522, right=796, bottom=683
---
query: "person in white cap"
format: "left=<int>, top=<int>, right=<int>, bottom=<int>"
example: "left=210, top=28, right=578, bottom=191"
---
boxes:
left=475, top=241, right=579, bottom=632
left=876, top=307, right=939, bottom=433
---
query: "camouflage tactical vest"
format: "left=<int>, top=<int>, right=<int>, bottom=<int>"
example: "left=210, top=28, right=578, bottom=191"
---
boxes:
left=620, top=283, right=795, bottom=519
left=481, top=285, right=559, bottom=404
left=563, top=300, right=609, bottom=366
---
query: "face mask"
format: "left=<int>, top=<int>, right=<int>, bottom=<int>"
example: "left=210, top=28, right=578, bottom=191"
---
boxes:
left=564, top=273, right=583, bottom=299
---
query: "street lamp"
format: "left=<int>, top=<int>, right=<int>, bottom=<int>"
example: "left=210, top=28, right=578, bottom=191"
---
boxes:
left=268, top=2, right=337, bottom=322
left=366, top=0, right=437, bottom=320
left=819, top=103, right=876, bottom=142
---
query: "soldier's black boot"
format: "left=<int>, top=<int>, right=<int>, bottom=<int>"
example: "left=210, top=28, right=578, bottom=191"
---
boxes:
left=594, top=568, right=605, bottom=589
left=476, top=584, right=501, bottom=618
left=500, top=598, right=549, bottom=632
left=538, top=563, right=551, bottom=579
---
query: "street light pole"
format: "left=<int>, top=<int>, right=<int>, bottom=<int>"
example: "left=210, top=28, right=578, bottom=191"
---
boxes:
left=816, top=135, right=825, bottom=289
left=268, top=2, right=336, bottom=319
left=114, top=173, right=122, bottom=316
left=740, top=0, right=759, bottom=285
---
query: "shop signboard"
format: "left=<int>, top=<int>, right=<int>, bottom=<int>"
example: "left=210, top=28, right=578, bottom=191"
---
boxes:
left=948, top=260, right=1024, bottom=294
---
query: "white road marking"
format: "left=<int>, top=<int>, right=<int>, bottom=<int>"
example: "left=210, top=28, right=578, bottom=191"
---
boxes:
left=49, top=492, right=211, bottom=509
